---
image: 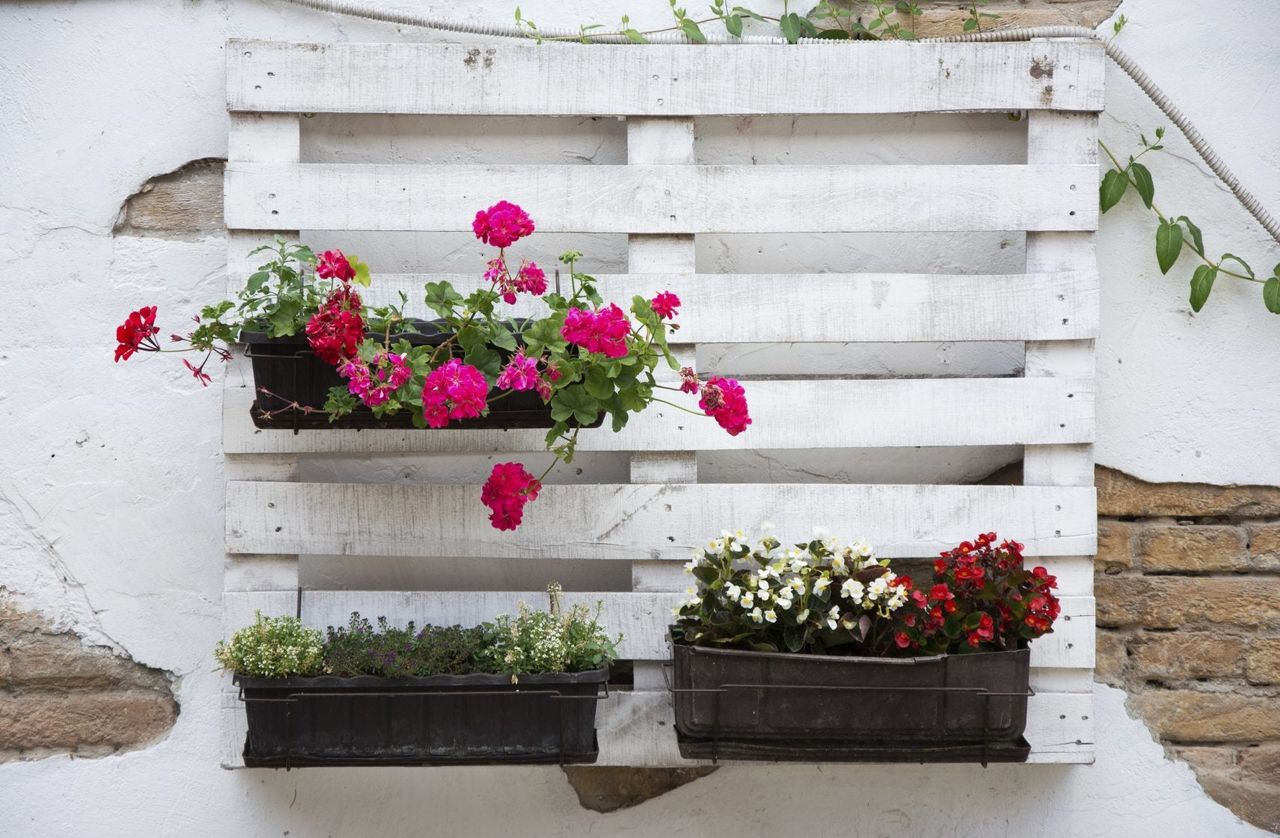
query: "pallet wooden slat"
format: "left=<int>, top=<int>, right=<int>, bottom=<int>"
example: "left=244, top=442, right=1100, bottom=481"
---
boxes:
left=224, top=374, right=1094, bottom=454
left=224, top=162, right=1098, bottom=233
left=225, top=482, right=1096, bottom=560
left=227, top=40, right=1106, bottom=116
left=223, top=270, right=1101, bottom=343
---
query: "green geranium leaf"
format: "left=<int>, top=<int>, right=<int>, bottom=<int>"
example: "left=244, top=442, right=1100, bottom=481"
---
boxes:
left=550, top=385, right=599, bottom=425
left=424, top=280, right=464, bottom=319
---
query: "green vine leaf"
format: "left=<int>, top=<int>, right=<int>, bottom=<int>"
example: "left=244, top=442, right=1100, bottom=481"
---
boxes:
left=1264, top=277, right=1280, bottom=315
left=724, top=13, right=743, bottom=36
left=1189, top=265, right=1217, bottom=313
left=1155, top=221, right=1183, bottom=275
left=680, top=17, right=707, bottom=42
left=1130, top=162, right=1154, bottom=209
left=1177, top=216, right=1205, bottom=255
left=1099, top=169, right=1128, bottom=213
left=780, top=12, right=802, bottom=43
left=1220, top=252, right=1255, bottom=278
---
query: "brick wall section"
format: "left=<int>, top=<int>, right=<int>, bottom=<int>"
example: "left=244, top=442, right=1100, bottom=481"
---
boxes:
left=1094, top=467, right=1280, bottom=832
left=0, top=599, right=177, bottom=760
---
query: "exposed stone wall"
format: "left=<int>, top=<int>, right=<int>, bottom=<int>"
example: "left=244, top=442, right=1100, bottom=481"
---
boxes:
left=1095, top=467, right=1280, bottom=832
left=0, top=599, right=177, bottom=760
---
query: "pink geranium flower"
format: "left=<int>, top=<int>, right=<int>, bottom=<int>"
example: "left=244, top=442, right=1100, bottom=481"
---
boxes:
left=472, top=201, right=535, bottom=249
left=305, top=286, right=364, bottom=366
left=481, top=462, right=542, bottom=530
left=496, top=350, right=541, bottom=392
left=421, top=358, right=490, bottom=428
left=561, top=304, right=630, bottom=359
left=515, top=261, right=547, bottom=296
left=651, top=291, right=680, bottom=320
left=699, top=376, right=751, bottom=436
left=341, top=352, right=412, bottom=407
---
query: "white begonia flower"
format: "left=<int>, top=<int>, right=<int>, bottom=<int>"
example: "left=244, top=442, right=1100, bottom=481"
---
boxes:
left=764, top=610, right=778, bottom=624
left=739, top=593, right=754, bottom=608
left=868, top=577, right=889, bottom=599
left=831, top=554, right=847, bottom=574
left=735, top=528, right=745, bottom=539
left=826, top=605, right=840, bottom=629
left=750, top=607, right=764, bottom=624
left=777, top=596, right=793, bottom=611
left=785, top=548, right=800, bottom=560
left=789, top=578, right=805, bottom=594
left=796, top=608, right=810, bottom=622
left=813, top=577, right=831, bottom=595
left=841, top=579, right=865, bottom=601
left=757, top=578, right=770, bottom=591
left=720, top=529, right=733, bottom=539
left=854, top=540, right=873, bottom=558
left=789, top=559, right=806, bottom=574
left=725, top=582, right=742, bottom=600
left=683, top=559, right=698, bottom=574
left=758, top=589, right=772, bottom=602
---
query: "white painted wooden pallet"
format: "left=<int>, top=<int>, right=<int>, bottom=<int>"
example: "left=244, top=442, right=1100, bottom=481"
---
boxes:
left=221, top=38, right=1102, bottom=767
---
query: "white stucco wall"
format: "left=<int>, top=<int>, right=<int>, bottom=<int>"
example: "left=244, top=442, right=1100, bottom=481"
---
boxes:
left=1, top=0, right=1278, bottom=835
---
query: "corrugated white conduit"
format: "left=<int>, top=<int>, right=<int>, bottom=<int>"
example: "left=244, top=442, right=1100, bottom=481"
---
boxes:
left=277, top=0, right=1280, bottom=245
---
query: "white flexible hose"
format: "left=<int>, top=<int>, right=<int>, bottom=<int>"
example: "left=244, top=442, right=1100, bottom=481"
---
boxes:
left=276, top=0, right=1280, bottom=245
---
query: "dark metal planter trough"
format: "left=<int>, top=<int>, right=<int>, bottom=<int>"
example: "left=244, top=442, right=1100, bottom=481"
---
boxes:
left=235, top=667, right=608, bottom=768
left=241, top=319, right=602, bottom=431
left=670, top=637, right=1031, bottom=764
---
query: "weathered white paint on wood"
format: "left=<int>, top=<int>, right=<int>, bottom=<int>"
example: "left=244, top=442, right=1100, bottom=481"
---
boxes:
left=222, top=375, right=1095, bottom=455
left=223, top=589, right=1093, bottom=669
left=219, top=39, right=1100, bottom=768
left=223, top=162, right=1098, bottom=233
left=222, top=270, right=1101, bottom=344
left=225, top=482, right=1096, bottom=560
left=226, top=40, right=1106, bottom=116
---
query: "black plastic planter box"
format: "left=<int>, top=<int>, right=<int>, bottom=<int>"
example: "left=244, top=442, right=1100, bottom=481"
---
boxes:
left=242, top=320, right=601, bottom=431
left=670, top=637, right=1030, bottom=763
left=234, top=667, right=608, bottom=767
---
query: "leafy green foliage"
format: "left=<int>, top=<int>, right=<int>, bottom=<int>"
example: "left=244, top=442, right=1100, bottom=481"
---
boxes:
left=215, top=613, right=325, bottom=677
left=1101, top=128, right=1277, bottom=316
left=476, top=584, right=620, bottom=678
left=323, top=614, right=487, bottom=678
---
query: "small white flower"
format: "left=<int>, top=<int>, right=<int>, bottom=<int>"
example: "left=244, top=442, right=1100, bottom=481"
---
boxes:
left=720, top=529, right=733, bottom=539
left=739, top=593, right=754, bottom=608
left=686, top=587, right=696, bottom=595
left=683, top=559, right=698, bottom=574
left=758, top=589, right=772, bottom=602
left=831, top=554, right=847, bottom=574
left=789, top=578, right=805, bottom=594
left=868, top=577, right=889, bottom=599
left=776, top=596, right=793, bottom=611
left=757, top=578, right=770, bottom=591
left=813, top=577, right=831, bottom=595
left=725, top=582, right=742, bottom=600
left=764, top=610, right=777, bottom=624
left=734, top=528, right=745, bottom=539
left=854, top=540, right=873, bottom=558
left=750, top=607, right=764, bottom=624
left=789, top=559, right=806, bottom=574
left=796, top=608, right=810, bottom=622
left=841, top=579, right=865, bottom=601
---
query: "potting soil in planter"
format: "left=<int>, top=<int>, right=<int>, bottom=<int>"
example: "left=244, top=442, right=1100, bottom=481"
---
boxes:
left=235, top=667, right=607, bottom=767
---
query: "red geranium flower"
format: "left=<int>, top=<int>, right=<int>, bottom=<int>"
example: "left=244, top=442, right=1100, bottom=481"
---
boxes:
left=114, top=306, right=160, bottom=362
left=316, top=249, right=356, bottom=281
left=481, top=462, right=541, bottom=530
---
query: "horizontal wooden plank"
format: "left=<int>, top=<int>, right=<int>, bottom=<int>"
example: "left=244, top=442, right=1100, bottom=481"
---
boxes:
left=225, top=482, right=1096, bottom=560
left=224, top=590, right=1093, bottom=669
left=223, top=373, right=1094, bottom=455
left=227, top=40, right=1105, bottom=116
left=220, top=686, right=1092, bottom=767
left=224, top=163, right=1098, bottom=233
left=223, top=270, right=1100, bottom=343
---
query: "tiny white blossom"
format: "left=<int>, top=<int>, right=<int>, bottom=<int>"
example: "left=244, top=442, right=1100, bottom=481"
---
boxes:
left=867, top=577, right=889, bottom=599
left=776, top=596, right=793, bottom=611
left=841, top=578, right=865, bottom=602
left=831, top=554, right=847, bottom=574
left=725, top=582, right=741, bottom=600
left=758, top=589, right=772, bottom=602
left=796, top=608, right=810, bottom=622
left=757, top=578, right=770, bottom=591
left=683, top=559, right=698, bottom=574
left=739, top=593, right=754, bottom=608
left=764, top=610, right=778, bottom=624
left=813, top=577, right=831, bottom=595
left=789, top=559, right=806, bottom=574
left=789, top=577, right=805, bottom=594
left=750, top=607, right=764, bottom=624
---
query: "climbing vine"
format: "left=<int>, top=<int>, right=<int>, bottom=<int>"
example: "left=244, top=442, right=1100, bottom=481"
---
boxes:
left=1100, top=129, right=1280, bottom=315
